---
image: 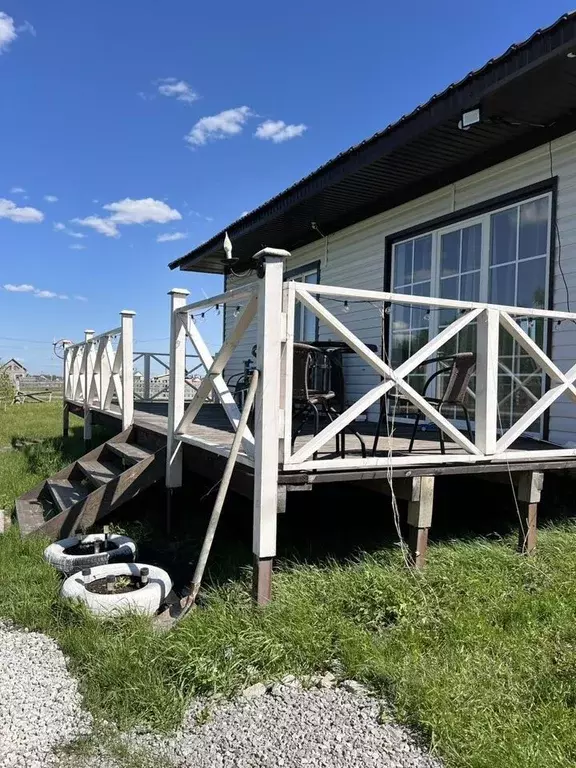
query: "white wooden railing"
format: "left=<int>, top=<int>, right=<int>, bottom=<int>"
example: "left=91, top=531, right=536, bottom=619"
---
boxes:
left=63, top=310, right=135, bottom=434
left=133, top=351, right=202, bottom=401
left=281, top=283, right=576, bottom=470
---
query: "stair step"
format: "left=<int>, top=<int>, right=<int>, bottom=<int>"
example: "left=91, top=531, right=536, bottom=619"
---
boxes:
left=77, top=459, right=120, bottom=488
left=15, top=499, right=45, bottom=536
left=46, top=479, right=89, bottom=511
left=107, top=442, right=153, bottom=465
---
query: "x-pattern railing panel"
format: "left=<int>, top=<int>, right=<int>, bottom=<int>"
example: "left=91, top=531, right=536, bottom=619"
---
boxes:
left=286, top=284, right=482, bottom=464
left=174, top=294, right=258, bottom=459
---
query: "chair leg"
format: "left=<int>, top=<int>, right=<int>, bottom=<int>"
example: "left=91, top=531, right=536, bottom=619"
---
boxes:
left=437, top=403, right=446, bottom=455
left=321, top=402, right=340, bottom=457
left=372, top=395, right=388, bottom=457
left=408, top=411, right=422, bottom=453
left=291, top=406, right=311, bottom=450
left=461, top=404, right=474, bottom=443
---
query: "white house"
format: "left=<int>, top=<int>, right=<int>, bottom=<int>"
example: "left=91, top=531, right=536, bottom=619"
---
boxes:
left=0, top=359, right=27, bottom=387
left=171, top=12, right=576, bottom=447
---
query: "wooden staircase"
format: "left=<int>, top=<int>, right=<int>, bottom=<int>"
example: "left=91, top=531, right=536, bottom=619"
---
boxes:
left=16, top=426, right=166, bottom=539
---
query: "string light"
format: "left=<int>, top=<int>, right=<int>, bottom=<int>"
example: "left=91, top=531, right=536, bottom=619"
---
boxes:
left=343, top=300, right=350, bottom=313
left=215, top=304, right=221, bottom=316
left=201, top=312, right=206, bottom=322
left=233, top=306, right=240, bottom=318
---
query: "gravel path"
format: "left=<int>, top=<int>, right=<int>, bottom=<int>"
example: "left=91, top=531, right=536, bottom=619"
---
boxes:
left=0, top=622, right=441, bottom=768
left=0, top=621, right=91, bottom=768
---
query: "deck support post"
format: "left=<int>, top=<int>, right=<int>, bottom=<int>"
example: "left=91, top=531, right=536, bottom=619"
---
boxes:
left=517, top=471, right=543, bottom=554
left=62, top=342, right=71, bottom=438
left=83, top=330, right=94, bottom=449
left=120, top=310, right=135, bottom=431
left=406, top=476, right=435, bottom=568
left=252, top=249, right=289, bottom=605
left=166, top=289, right=190, bottom=531
left=62, top=402, right=70, bottom=439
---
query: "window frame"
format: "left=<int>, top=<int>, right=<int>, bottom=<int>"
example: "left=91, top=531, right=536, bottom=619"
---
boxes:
left=286, top=260, right=321, bottom=342
left=384, top=179, right=557, bottom=439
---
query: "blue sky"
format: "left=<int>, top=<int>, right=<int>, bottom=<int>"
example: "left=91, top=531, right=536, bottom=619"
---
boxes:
left=0, top=0, right=571, bottom=373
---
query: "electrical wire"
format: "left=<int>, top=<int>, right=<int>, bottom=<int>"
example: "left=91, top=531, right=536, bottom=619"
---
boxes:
left=548, top=139, right=571, bottom=316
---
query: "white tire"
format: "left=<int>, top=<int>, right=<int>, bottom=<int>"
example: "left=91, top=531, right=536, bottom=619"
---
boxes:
left=44, top=534, right=137, bottom=575
left=61, top=562, right=172, bottom=617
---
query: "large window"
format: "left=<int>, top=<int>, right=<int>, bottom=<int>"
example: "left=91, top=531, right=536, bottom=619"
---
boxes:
left=390, top=192, right=552, bottom=434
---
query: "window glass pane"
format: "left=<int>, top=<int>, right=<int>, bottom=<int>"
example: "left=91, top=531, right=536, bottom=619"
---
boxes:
left=412, top=280, right=430, bottom=297
left=440, top=231, right=460, bottom=277
left=302, top=307, right=316, bottom=341
left=519, top=198, right=549, bottom=260
left=490, top=208, right=518, bottom=265
left=394, top=241, right=413, bottom=287
left=413, top=235, right=432, bottom=282
left=460, top=271, right=480, bottom=302
left=517, top=257, right=546, bottom=308
left=461, top=224, right=482, bottom=272
left=490, top=263, right=516, bottom=305
left=304, top=272, right=318, bottom=285
left=440, top=275, right=458, bottom=299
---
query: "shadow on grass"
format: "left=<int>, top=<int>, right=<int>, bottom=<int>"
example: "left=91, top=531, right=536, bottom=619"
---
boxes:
left=102, top=466, right=576, bottom=595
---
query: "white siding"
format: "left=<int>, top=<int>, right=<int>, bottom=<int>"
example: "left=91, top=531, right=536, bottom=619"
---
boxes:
left=224, top=131, right=576, bottom=443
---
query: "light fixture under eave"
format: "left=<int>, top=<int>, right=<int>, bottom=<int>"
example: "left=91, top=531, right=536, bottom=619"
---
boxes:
left=567, top=51, right=576, bottom=58
left=457, top=107, right=482, bottom=131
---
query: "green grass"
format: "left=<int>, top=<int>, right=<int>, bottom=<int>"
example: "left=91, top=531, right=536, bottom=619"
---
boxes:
left=3, top=403, right=576, bottom=767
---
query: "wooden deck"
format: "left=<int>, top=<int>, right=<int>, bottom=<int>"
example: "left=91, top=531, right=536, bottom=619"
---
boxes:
left=68, top=399, right=576, bottom=483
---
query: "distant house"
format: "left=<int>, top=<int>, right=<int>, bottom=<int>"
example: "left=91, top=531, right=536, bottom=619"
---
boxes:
left=0, top=359, right=27, bottom=387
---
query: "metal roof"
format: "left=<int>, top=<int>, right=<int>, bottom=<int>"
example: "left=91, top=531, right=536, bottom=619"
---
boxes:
left=171, top=12, right=576, bottom=273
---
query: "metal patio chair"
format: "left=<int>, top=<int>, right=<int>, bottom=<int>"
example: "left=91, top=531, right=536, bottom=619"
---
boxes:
left=291, top=342, right=367, bottom=459
left=373, top=351, right=476, bottom=455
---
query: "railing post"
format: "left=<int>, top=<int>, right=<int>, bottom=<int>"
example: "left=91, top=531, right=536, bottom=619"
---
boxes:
left=83, top=330, right=94, bottom=448
left=475, top=308, right=499, bottom=454
left=252, top=248, right=289, bottom=605
left=143, top=354, right=151, bottom=400
left=120, top=310, right=135, bottom=430
left=62, top=341, right=71, bottom=438
left=166, top=289, right=190, bottom=507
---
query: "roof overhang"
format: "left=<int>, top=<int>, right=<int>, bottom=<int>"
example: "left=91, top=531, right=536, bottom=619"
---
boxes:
left=171, top=13, right=576, bottom=274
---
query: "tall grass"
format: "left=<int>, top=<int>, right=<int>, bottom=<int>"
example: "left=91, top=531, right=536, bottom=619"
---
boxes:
left=3, top=524, right=576, bottom=767
left=3, top=403, right=576, bottom=766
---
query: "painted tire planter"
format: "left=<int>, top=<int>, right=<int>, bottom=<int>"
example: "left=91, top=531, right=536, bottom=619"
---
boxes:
left=44, top=534, right=137, bottom=575
left=61, top=562, right=172, bottom=617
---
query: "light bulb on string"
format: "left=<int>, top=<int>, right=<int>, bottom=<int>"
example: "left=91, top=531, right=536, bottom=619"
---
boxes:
left=343, top=300, right=350, bottom=313
left=233, top=306, right=240, bottom=318
left=201, top=312, right=206, bottom=322
left=215, top=304, right=221, bottom=316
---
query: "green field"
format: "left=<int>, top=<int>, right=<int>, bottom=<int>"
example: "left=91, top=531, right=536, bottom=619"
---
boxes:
left=2, top=402, right=576, bottom=767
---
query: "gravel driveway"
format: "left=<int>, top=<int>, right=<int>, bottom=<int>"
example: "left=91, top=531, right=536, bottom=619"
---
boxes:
left=0, top=621, right=441, bottom=768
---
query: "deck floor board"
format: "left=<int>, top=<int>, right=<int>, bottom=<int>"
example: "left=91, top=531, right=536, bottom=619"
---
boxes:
left=67, top=400, right=576, bottom=478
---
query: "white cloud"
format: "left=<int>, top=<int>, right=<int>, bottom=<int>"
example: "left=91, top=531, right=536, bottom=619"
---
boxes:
left=72, top=215, right=120, bottom=238
left=3, top=283, right=34, bottom=292
left=157, top=231, right=188, bottom=243
left=44, top=195, right=58, bottom=203
left=157, top=78, right=198, bottom=104
left=0, top=199, right=44, bottom=223
left=255, top=120, right=307, bottom=143
left=54, top=222, right=85, bottom=238
left=69, top=243, right=86, bottom=250
left=10, top=186, right=25, bottom=194
left=0, top=13, right=16, bottom=54
left=104, top=197, right=182, bottom=225
left=74, top=295, right=88, bottom=302
left=4, top=283, right=73, bottom=300
left=185, top=106, right=253, bottom=147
